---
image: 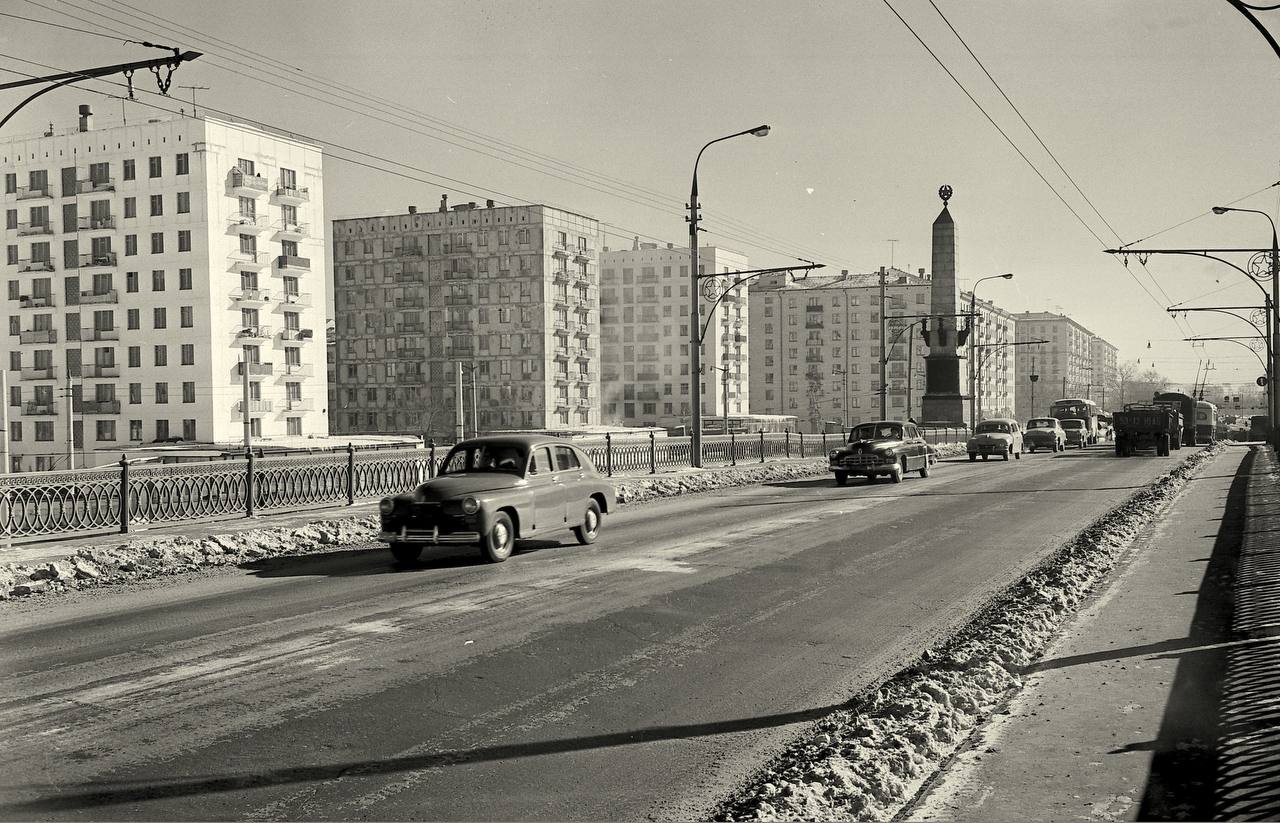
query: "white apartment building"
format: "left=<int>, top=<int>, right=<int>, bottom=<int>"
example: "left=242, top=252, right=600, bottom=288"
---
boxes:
left=599, top=243, right=748, bottom=430
left=330, top=199, right=601, bottom=436
left=748, top=267, right=1016, bottom=431
left=1, top=106, right=327, bottom=471
left=1014, top=312, right=1107, bottom=420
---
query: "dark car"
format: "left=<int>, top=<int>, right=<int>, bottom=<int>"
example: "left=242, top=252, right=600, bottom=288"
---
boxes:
left=828, top=420, right=932, bottom=485
left=378, top=435, right=616, bottom=564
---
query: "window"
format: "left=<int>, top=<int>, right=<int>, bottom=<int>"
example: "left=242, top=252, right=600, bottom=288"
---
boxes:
left=175, top=153, right=189, bottom=175
left=127, top=309, right=140, bottom=330
left=125, top=271, right=138, bottom=293
left=35, top=421, right=54, bottom=441
left=176, top=191, right=189, bottom=214
left=180, top=343, right=194, bottom=365
left=177, top=230, right=191, bottom=252
left=155, top=419, right=170, bottom=440
left=3, top=173, right=14, bottom=194
left=287, top=417, right=302, bottom=436
left=122, top=159, right=135, bottom=181
left=96, top=420, right=115, bottom=442
left=180, top=306, right=192, bottom=328
left=149, top=194, right=163, bottom=217
left=127, top=345, right=140, bottom=367
left=9, top=421, right=19, bottom=442
left=153, top=307, right=167, bottom=329
left=129, top=383, right=141, bottom=404
left=123, top=197, right=136, bottom=219
left=148, top=156, right=162, bottom=178
left=129, top=420, right=142, bottom=440
left=150, top=232, right=163, bottom=254
left=6, top=247, right=16, bottom=266
left=155, top=383, right=168, bottom=404
left=182, top=381, right=195, bottom=403
left=182, top=419, right=196, bottom=441
left=152, top=270, right=165, bottom=291
left=154, top=345, right=167, bottom=366
left=179, top=268, right=192, bottom=290
left=124, top=234, right=137, bottom=256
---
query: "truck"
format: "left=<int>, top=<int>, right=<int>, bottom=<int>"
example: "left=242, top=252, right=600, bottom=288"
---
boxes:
left=1114, top=403, right=1182, bottom=457
left=1153, top=392, right=1197, bottom=447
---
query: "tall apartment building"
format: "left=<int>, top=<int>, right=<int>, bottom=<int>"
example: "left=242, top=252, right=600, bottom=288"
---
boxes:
left=970, top=295, right=1019, bottom=422
left=748, top=267, right=1016, bottom=432
left=1, top=107, right=327, bottom=471
left=1014, top=312, right=1108, bottom=419
left=599, top=243, right=748, bottom=429
left=330, top=200, right=600, bottom=436
left=1090, top=336, right=1119, bottom=408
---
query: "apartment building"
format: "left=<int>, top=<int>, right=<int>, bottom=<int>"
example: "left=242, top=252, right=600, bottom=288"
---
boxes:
left=1, top=107, right=327, bottom=471
left=1090, top=335, right=1119, bottom=408
left=330, top=199, right=600, bottom=436
left=599, top=242, right=748, bottom=429
left=1014, top=312, right=1107, bottom=419
left=748, top=267, right=1016, bottom=432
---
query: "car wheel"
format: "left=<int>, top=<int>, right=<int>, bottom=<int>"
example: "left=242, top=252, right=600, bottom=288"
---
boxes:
left=968, top=453, right=977, bottom=462
left=890, top=459, right=904, bottom=483
left=1014, top=446, right=1021, bottom=459
left=834, top=471, right=848, bottom=486
left=982, top=454, right=989, bottom=461
left=389, top=543, right=421, bottom=564
left=572, top=499, right=601, bottom=545
left=1079, top=440, right=1085, bottom=450
left=1002, top=449, right=1010, bottom=461
left=919, top=459, right=931, bottom=478
left=479, top=511, right=515, bottom=563
left=1029, top=446, right=1036, bottom=454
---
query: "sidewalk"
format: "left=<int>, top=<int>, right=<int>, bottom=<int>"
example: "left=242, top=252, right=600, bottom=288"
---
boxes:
left=910, top=443, right=1278, bottom=821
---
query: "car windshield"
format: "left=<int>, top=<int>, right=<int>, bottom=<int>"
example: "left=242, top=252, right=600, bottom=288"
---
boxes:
left=439, top=443, right=528, bottom=475
left=851, top=423, right=902, bottom=441
left=976, top=421, right=1011, bottom=434
left=1061, top=420, right=1085, bottom=429
left=1026, top=419, right=1055, bottom=429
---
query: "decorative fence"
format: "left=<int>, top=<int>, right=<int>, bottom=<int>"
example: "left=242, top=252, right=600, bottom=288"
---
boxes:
left=0, top=426, right=969, bottom=539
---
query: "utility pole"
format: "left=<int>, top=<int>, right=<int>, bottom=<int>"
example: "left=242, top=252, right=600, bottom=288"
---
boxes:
left=1062, top=375, right=1068, bottom=399
left=241, top=356, right=252, bottom=451
left=66, top=373, right=75, bottom=470
left=178, top=84, right=210, bottom=117
left=0, top=371, right=9, bottom=474
left=879, top=266, right=888, bottom=418
left=455, top=362, right=464, bottom=442
left=907, top=327, right=915, bottom=421
left=470, top=365, right=479, bottom=438
left=723, top=370, right=730, bottom=436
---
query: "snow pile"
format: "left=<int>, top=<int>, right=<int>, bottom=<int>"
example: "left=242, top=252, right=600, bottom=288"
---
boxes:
left=0, top=449, right=975, bottom=602
left=716, top=443, right=1227, bottom=822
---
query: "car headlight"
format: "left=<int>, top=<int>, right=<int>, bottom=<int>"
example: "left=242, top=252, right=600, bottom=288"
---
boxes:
left=829, top=450, right=840, bottom=459
left=379, top=498, right=394, bottom=515
left=460, top=497, right=479, bottom=515
left=882, top=448, right=896, bottom=457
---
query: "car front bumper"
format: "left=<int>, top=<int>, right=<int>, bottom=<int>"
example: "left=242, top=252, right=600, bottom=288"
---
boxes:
left=967, top=441, right=1011, bottom=453
left=831, top=455, right=898, bottom=474
left=379, top=525, right=480, bottom=545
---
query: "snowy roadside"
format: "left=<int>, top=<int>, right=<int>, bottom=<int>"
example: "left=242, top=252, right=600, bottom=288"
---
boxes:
left=0, top=444, right=963, bottom=602
left=713, top=442, right=1227, bottom=822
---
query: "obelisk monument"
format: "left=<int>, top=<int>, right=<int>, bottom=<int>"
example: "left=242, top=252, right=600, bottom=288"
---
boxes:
left=920, top=185, right=967, bottom=425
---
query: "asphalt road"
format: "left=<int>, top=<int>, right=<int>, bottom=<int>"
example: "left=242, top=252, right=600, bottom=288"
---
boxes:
left=0, top=445, right=1199, bottom=821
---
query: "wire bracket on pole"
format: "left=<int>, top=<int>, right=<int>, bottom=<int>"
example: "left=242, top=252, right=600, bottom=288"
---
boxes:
left=1249, top=251, right=1276, bottom=280
left=123, top=69, right=135, bottom=100
left=150, top=59, right=178, bottom=95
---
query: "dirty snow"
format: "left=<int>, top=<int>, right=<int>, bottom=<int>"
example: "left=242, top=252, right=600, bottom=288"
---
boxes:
left=714, top=442, right=1226, bottom=822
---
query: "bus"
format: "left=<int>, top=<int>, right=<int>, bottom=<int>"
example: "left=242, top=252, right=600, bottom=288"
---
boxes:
left=1193, top=400, right=1218, bottom=445
left=1153, top=392, right=1197, bottom=447
left=1049, top=398, right=1100, bottom=444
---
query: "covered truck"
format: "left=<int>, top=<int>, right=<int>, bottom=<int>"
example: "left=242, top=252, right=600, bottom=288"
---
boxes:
left=1114, top=403, right=1182, bottom=457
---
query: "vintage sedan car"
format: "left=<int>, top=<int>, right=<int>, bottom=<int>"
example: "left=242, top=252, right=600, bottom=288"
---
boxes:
left=828, top=420, right=932, bottom=485
left=1060, top=418, right=1089, bottom=449
left=1023, top=417, right=1066, bottom=453
left=378, top=435, right=616, bottom=564
left=967, top=418, right=1024, bottom=461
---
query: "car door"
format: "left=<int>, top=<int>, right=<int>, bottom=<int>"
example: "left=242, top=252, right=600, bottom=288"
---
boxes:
left=552, top=445, right=587, bottom=528
left=527, top=445, right=560, bottom=534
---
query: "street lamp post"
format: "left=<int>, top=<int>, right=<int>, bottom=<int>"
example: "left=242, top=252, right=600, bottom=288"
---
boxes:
left=689, top=124, right=770, bottom=468
left=976, top=339, right=1048, bottom=420
left=967, top=273, right=1014, bottom=427
left=832, top=364, right=850, bottom=430
left=1213, top=206, right=1280, bottom=448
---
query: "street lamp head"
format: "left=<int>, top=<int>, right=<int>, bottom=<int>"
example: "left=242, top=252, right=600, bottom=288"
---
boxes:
left=1212, top=206, right=1230, bottom=215
left=750, top=125, right=771, bottom=137
left=1000, top=272, right=1014, bottom=279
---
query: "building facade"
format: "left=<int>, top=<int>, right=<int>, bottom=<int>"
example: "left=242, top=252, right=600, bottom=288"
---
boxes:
left=330, top=200, right=600, bottom=437
left=1089, top=335, right=1119, bottom=409
left=1, top=108, right=327, bottom=471
left=970, top=295, right=1019, bottom=422
left=599, top=243, right=748, bottom=429
left=1014, top=312, right=1105, bottom=420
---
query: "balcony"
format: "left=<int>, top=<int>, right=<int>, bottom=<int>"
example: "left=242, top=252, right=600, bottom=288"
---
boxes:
left=394, top=296, right=425, bottom=309
left=283, top=398, right=315, bottom=412
left=22, top=401, right=56, bottom=415
left=236, top=362, right=274, bottom=378
left=235, top=400, right=273, bottom=416
left=236, top=325, right=272, bottom=342
left=805, top=304, right=825, bottom=312
left=805, top=320, right=824, bottom=329
left=552, top=269, right=572, bottom=283
left=575, top=371, right=594, bottom=383
left=18, top=295, right=55, bottom=308
left=17, top=258, right=55, bottom=273
left=574, top=270, right=592, bottom=285
left=443, top=295, right=471, bottom=306
left=575, top=346, right=597, bottom=359
left=19, top=365, right=56, bottom=380
left=396, top=246, right=424, bottom=258
left=81, top=326, right=120, bottom=342
left=396, top=346, right=425, bottom=359
left=636, top=331, right=660, bottom=343
left=76, top=215, right=116, bottom=232
left=576, top=396, right=594, bottom=408
left=637, top=390, right=660, bottom=401
left=276, top=254, right=311, bottom=272
left=273, top=183, right=310, bottom=203
left=15, top=185, right=51, bottom=200
left=443, top=241, right=472, bottom=254
left=442, top=269, right=473, bottom=281
left=18, top=329, right=56, bottom=344
left=274, top=221, right=310, bottom=240
left=77, top=252, right=117, bottom=269
left=395, top=372, right=425, bottom=385
left=228, top=213, right=272, bottom=233
left=16, top=221, right=53, bottom=236
left=76, top=178, right=115, bottom=194
left=552, top=292, right=571, bottom=309
left=279, top=328, right=315, bottom=342
left=228, top=170, right=269, bottom=196
left=395, top=322, right=424, bottom=334
left=573, top=323, right=591, bottom=337
left=280, top=291, right=312, bottom=307
left=232, top=287, right=271, bottom=304
left=637, top=271, right=659, bottom=284
left=83, top=364, right=120, bottom=378
left=574, top=247, right=594, bottom=262
left=552, top=320, right=571, bottom=336
left=553, top=349, right=571, bottom=361
left=228, top=250, right=270, bottom=270
left=76, top=399, right=121, bottom=414
left=447, top=320, right=473, bottom=332
left=279, top=363, right=314, bottom=378
left=552, top=246, right=570, bottom=259
left=554, top=373, right=572, bottom=386
left=637, top=371, right=660, bottom=382
left=79, top=289, right=118, bottom=305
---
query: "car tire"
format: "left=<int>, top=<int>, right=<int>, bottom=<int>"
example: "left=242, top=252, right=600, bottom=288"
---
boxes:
left=1002, top=450, right=1010, bottom=461
left=1029, top=446, right=1036, bottom=454
left=968, top=453, right=977, bottom=462
left=834, top=471, right=848, bottom=486
left=389, top=543, right=421, bottom=564
left=1014, top=447, right=1021, bottom=460
left=890, top=459, right=904, bottom=483
left=479, top=511, right=515, bottom=563
left=919, top=460, right=930, bottom=478
left=1079, top=440, right=1085, bottom=450
left=572, top=499, right=601, bottom=545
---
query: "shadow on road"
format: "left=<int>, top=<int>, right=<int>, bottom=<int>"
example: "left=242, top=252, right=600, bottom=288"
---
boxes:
left=239, top=539, right=569, bottom=578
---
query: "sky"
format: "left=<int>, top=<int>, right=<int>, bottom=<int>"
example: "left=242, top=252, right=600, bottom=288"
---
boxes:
left=1, top=0, right=1278, bottom=393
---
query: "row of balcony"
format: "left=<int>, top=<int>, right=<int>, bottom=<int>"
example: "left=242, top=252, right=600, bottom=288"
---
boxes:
left=227, top=252, right=311, bottom=271
left=236, top=362, right=316, bottom=378
left=230, top=288, right=312, bottom=306
left=13, top=216, right=121, bottom=237
left=227, top=214, right=310, bottom=239
left=15, top=363, right=120, bottom=380
left=13, top=178, right=114, bottom=201
left=236, top=326, right=315, bottom=342
left=227, top=172, right=310, bottom=203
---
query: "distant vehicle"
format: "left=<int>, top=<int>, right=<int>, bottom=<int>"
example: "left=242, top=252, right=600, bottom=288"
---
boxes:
left=1060, top=418, right=1089, bottom=449
left=966, top=418, right=1024, bottom=462
left=1251, top=415, right=1271, bottom=441
left=1023, top=417, right=1066, bottom=453
left=1114, top=403, right=1180, bottom=456
left=377, top=435, right=615, bottom=563
left=1095, top=412, right=1113, bottom=443
left=1153, top=392, right=1197, bottom=447
left=1194, top=400, right=1218, bottom=445
left=1050, top=398, right=1100, bottom=444
left=829, top=420, right=932, bottom=485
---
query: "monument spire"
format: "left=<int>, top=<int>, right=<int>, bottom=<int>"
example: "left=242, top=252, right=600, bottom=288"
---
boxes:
left=921, top=185, right=967, bottom=425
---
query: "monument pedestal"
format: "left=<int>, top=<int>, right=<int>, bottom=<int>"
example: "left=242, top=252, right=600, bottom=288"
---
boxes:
left=922, top=354, right=968, bottom=424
